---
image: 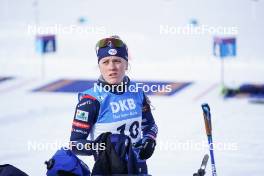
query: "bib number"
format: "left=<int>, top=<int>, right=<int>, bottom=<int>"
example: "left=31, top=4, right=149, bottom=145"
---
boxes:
left=117, top=121, right=140, bottom=139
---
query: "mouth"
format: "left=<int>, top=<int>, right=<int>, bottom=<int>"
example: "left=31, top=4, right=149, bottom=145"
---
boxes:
left=109, top=73, right=118, bottom=77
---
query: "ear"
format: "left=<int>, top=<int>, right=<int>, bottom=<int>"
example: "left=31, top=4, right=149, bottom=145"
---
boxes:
left=125, top=62, right=128, bottom=70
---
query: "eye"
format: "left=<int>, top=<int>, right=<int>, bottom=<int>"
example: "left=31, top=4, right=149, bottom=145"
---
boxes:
left=114, top=59, right=121, bottom=63
left=103, top=60, right=109, bottom=64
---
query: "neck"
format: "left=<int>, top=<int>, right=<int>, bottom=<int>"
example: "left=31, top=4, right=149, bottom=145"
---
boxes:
left=97, top=75, right=130, bottom=94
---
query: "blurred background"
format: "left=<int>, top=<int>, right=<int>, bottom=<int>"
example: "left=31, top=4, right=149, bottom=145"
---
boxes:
left=0, top=0, right=264, bottom=175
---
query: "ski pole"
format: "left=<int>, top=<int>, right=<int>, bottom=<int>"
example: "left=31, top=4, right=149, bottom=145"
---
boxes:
left=201, top=103, right=217, bottom=176
left=193, top=154, right=209, bottom=176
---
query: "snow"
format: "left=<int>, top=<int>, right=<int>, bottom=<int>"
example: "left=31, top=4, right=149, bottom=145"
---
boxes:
left=1, top=0, right=264, bottom=175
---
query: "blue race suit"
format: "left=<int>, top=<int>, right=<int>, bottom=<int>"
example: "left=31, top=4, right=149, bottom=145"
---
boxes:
left=70, top=76, right=158, bottom=174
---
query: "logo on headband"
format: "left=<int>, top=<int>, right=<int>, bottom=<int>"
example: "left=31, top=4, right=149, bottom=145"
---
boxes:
left=108, top=49, right=117, bottom=55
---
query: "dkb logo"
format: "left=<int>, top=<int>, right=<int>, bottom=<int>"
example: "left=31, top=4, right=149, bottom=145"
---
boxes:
left=110, top=99, right=136, bottom=113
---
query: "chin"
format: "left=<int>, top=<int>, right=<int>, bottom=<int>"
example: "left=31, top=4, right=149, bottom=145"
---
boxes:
left=107, top=78, right=121, bottom=85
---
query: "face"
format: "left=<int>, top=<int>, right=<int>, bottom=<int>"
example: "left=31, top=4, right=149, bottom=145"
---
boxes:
left=98, top=56, right=128, bottom=84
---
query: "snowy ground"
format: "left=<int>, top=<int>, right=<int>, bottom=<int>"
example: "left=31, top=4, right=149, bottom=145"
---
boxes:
left=1, top=0, right=264, bottom=175
left=1, top=61, right=264, bottom=175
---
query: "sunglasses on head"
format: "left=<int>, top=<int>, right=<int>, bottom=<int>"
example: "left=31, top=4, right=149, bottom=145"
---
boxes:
left=95, top=38, right=126, bottom=54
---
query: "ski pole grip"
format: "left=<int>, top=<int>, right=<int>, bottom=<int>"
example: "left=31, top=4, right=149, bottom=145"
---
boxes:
left=201, top=103, right=212, bottom=136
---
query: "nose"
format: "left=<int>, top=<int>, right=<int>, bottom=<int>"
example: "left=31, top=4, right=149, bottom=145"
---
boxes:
left=108, top=61, right=116, bottom=70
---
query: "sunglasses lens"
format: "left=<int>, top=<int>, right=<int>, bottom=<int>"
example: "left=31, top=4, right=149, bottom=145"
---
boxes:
left=96, top=39, right=108, bottom=48
left=111, top=39, right=124, bottom=47
left=96, top=38, right=124, bottom=48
